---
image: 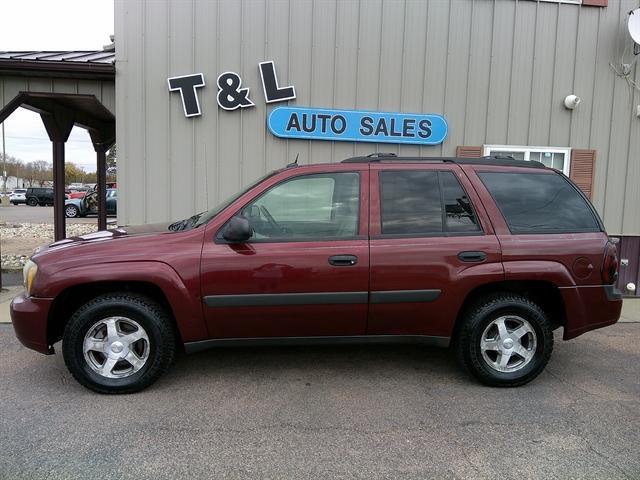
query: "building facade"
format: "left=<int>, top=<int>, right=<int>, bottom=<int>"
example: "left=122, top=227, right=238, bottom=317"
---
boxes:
left=115, top=0, right=639, bottom=235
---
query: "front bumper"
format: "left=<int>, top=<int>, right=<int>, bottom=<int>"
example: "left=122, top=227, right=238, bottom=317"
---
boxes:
left=10, top=294, right=55, bottom=354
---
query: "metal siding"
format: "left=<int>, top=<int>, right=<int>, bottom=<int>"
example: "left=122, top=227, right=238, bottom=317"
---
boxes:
left=397, top=0, right=428, bottom=158
left=146, top=0, right=170, bottom=223
left=421, top=0, right=449, bottom=157
left=507, top=1, right=536, bottom=144
left=528, top=3, right=557, bottom=146
left=486, top=0, right=515, bottom=145
left=113, top=0, right=640, bottom=235
left=463, top=0, right=493, bottom=145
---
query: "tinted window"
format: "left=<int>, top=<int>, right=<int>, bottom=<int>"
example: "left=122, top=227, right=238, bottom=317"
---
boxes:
left=379, top=170, right=481, bottom=236
left=441, top=171, right=480, bottom=232
left=478, top=172, right=600, bottom=234
left=242, top=172, right=360, bottom=240
left=380, top=171, right=442, bottom=234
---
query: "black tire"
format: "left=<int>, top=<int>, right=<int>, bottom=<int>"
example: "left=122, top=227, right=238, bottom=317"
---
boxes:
left=11, top=202, right=17, bottom=205
left=26, top=197, right=37, bottom=206
left=65, top=205, right=80, bottom=218
left=62, top=293, right=176, bottom=394
left=456, top=293, right=553, bottom=387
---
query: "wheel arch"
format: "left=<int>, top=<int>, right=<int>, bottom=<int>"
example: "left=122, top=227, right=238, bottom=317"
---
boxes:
left=47, top=281, right=183, bottom=349
left=44, top=262, right=208, bottom=349
left=451, top=280, right=567, bottom=342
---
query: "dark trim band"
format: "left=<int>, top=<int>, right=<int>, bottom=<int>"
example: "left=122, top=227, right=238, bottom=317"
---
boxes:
left=204, top=291, right=368, bottom=307
left=370, top=289, right=441, bottom=304
left=184, top=334, right=450, bottom=353
left=203, top=289, right=442, bottom=307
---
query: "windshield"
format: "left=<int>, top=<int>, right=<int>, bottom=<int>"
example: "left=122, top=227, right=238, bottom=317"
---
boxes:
left=168, top=170, right=280, bottom=231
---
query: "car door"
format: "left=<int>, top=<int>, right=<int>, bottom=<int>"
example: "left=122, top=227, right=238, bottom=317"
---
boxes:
left=106, top=190, right=117, bottom=214
left=200, top=166, right=370, bottom=339
left=368, top=163, right=503, bottom=339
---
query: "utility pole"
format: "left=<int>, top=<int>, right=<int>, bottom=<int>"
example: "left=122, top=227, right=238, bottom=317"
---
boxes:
left=1, top=120, right=5, bottom=193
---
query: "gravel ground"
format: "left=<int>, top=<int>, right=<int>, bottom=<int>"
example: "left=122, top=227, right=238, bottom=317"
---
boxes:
left=1, top=222, right=100, bottom=269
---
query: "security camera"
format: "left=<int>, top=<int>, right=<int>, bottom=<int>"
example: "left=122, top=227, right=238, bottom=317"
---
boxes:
left=564, top=95, right=581, bottom=110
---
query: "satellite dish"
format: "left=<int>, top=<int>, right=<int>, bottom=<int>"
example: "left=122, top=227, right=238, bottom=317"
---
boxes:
left=629, top=8, right=640, bottom=45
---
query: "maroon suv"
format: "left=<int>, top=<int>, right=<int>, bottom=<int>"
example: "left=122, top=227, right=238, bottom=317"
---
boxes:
left=11, top=155, right=622, bottom=393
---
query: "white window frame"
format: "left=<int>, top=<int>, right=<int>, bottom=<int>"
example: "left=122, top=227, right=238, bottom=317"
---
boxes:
left=483, top=145, right=571, bottom=176
left=538, top=0, right=581, bottom=5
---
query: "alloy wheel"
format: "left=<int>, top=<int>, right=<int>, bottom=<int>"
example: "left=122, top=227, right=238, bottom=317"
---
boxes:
left=83, top=317, right=150, bottom=379
left=480, top=315, right=537, bottom=373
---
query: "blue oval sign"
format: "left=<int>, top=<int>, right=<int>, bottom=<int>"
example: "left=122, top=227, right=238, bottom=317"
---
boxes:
left=268, top=106, right=447, bottom=145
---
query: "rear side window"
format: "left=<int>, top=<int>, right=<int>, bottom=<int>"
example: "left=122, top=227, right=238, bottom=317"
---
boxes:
left=379, top=170, right=480, bottom=235
left=477, top=172, right=600, bottom=234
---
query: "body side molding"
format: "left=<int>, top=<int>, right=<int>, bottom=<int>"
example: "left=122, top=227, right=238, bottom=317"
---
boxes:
left=203, top=289, right=442, bottom=307
left=185, top=334, right=450, bottom=353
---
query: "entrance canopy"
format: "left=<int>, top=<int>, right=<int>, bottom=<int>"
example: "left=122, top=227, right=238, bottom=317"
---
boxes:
left=0, top=92, right=115, bottom=240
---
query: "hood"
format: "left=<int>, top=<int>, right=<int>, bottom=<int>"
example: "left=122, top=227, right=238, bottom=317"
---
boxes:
left=44, top=222, right=173, bottom=250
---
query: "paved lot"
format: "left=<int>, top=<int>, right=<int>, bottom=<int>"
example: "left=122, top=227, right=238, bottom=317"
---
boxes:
left=1, top=204, right=114, bottom=224
left=0, top=323, right=638, bottom=479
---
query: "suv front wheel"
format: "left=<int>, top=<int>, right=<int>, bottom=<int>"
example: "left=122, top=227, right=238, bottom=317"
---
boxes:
left=456, top=294, right=553, bottom=387
left=62, top=293, right=176, bottom=394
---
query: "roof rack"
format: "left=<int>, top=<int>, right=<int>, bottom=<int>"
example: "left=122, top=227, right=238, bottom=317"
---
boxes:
left=341, top=154, right=546, bottom=169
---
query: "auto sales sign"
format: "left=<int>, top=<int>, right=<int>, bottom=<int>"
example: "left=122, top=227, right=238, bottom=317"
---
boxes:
left=168, top=60, right=448, bottom=146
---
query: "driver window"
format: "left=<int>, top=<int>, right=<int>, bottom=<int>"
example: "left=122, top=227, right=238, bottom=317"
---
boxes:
left=242, top=172, right=360, bottom=240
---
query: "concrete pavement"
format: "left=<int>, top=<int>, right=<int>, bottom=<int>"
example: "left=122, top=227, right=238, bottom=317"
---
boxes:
left=0, top=323, right=638, bottom=479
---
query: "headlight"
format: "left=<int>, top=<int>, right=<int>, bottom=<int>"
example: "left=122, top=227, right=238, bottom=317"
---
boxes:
left=23, top=259, right=38, bottom=296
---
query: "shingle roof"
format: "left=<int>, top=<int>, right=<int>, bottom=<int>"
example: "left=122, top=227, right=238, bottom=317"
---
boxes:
left=0, top=50, right=114, bottom=64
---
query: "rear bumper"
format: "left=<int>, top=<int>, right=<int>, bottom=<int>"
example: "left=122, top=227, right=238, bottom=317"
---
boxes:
left=561, top=285, right=623, bottom=340
left=10, top=294, right=54, bottom=354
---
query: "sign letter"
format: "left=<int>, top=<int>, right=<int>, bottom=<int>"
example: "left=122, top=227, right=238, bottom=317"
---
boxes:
left=259, top=61, right=296, bottom=104
left=167, top=73, right=206, bottom=117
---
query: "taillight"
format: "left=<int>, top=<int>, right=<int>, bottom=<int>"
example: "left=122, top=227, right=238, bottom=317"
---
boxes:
left=601, top=242, right=619, bottom=284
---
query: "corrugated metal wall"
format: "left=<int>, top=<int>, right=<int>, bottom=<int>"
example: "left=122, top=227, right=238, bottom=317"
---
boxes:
left=0, top=75, right=115, bottom=122
left=115, top=0, right=640, bottom=235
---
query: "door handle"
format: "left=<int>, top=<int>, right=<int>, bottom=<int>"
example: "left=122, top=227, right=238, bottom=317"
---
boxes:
left=329, top=255, right=358, bottom=266
left=458, top=251, right=487, bottom=263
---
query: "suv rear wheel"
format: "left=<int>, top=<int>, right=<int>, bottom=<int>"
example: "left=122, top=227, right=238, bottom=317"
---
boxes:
left=456, top=294, right=553, bottom=387
left=62, top=293, right=176, bottom=394
left=26, top=197, right=37, bottom=206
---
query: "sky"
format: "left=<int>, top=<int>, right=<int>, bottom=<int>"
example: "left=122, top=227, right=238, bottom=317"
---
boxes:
left=0, top=0, right=114, bottom=173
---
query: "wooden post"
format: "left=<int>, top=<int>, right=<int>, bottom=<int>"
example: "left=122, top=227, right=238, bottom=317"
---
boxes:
left=52, top=141, right=66, bottom=241
left=96, top=148, right=107, bottom=231
left=40, top=109, right=74, bottom=242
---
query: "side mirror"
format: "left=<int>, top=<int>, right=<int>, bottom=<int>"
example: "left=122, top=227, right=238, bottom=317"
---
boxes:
left=222, top=215, right=252, bottom=243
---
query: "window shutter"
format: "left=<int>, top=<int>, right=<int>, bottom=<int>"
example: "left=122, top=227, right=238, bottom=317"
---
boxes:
left=570, top=149, right=596, bottom=199
left=581, top=0, right=607, bottom=7
left=456, top=146, right=483, bottom=158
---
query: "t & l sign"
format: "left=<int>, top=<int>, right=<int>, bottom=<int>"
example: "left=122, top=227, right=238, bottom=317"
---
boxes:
left=167, top=60, right=448, bottom=145
left=167, top=61, right=294, bottom=116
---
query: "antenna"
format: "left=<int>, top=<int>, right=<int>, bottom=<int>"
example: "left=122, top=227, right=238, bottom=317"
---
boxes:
left=629, top=8, right=640, bottom=52
left=286, top=153, right=299, bottom=168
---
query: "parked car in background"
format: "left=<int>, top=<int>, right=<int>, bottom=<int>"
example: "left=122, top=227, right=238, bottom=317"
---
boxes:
left=25, top=187, right=54, bottom=206
left=9, top=188, right=27, bottom=205
left=67, top=187, right=89, bottom=199
left=10, top=155, right=622, bottom=394
left=64, top=189, right=117, bottom=218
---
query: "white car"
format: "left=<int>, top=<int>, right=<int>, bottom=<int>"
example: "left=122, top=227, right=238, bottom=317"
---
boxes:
left=9, top=189, right=27, bottom=205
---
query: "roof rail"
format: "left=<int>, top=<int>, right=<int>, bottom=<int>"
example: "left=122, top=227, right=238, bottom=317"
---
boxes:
left=340, top=154, right=546, bottom=169
left=366, top=152, right=397, bottom=158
